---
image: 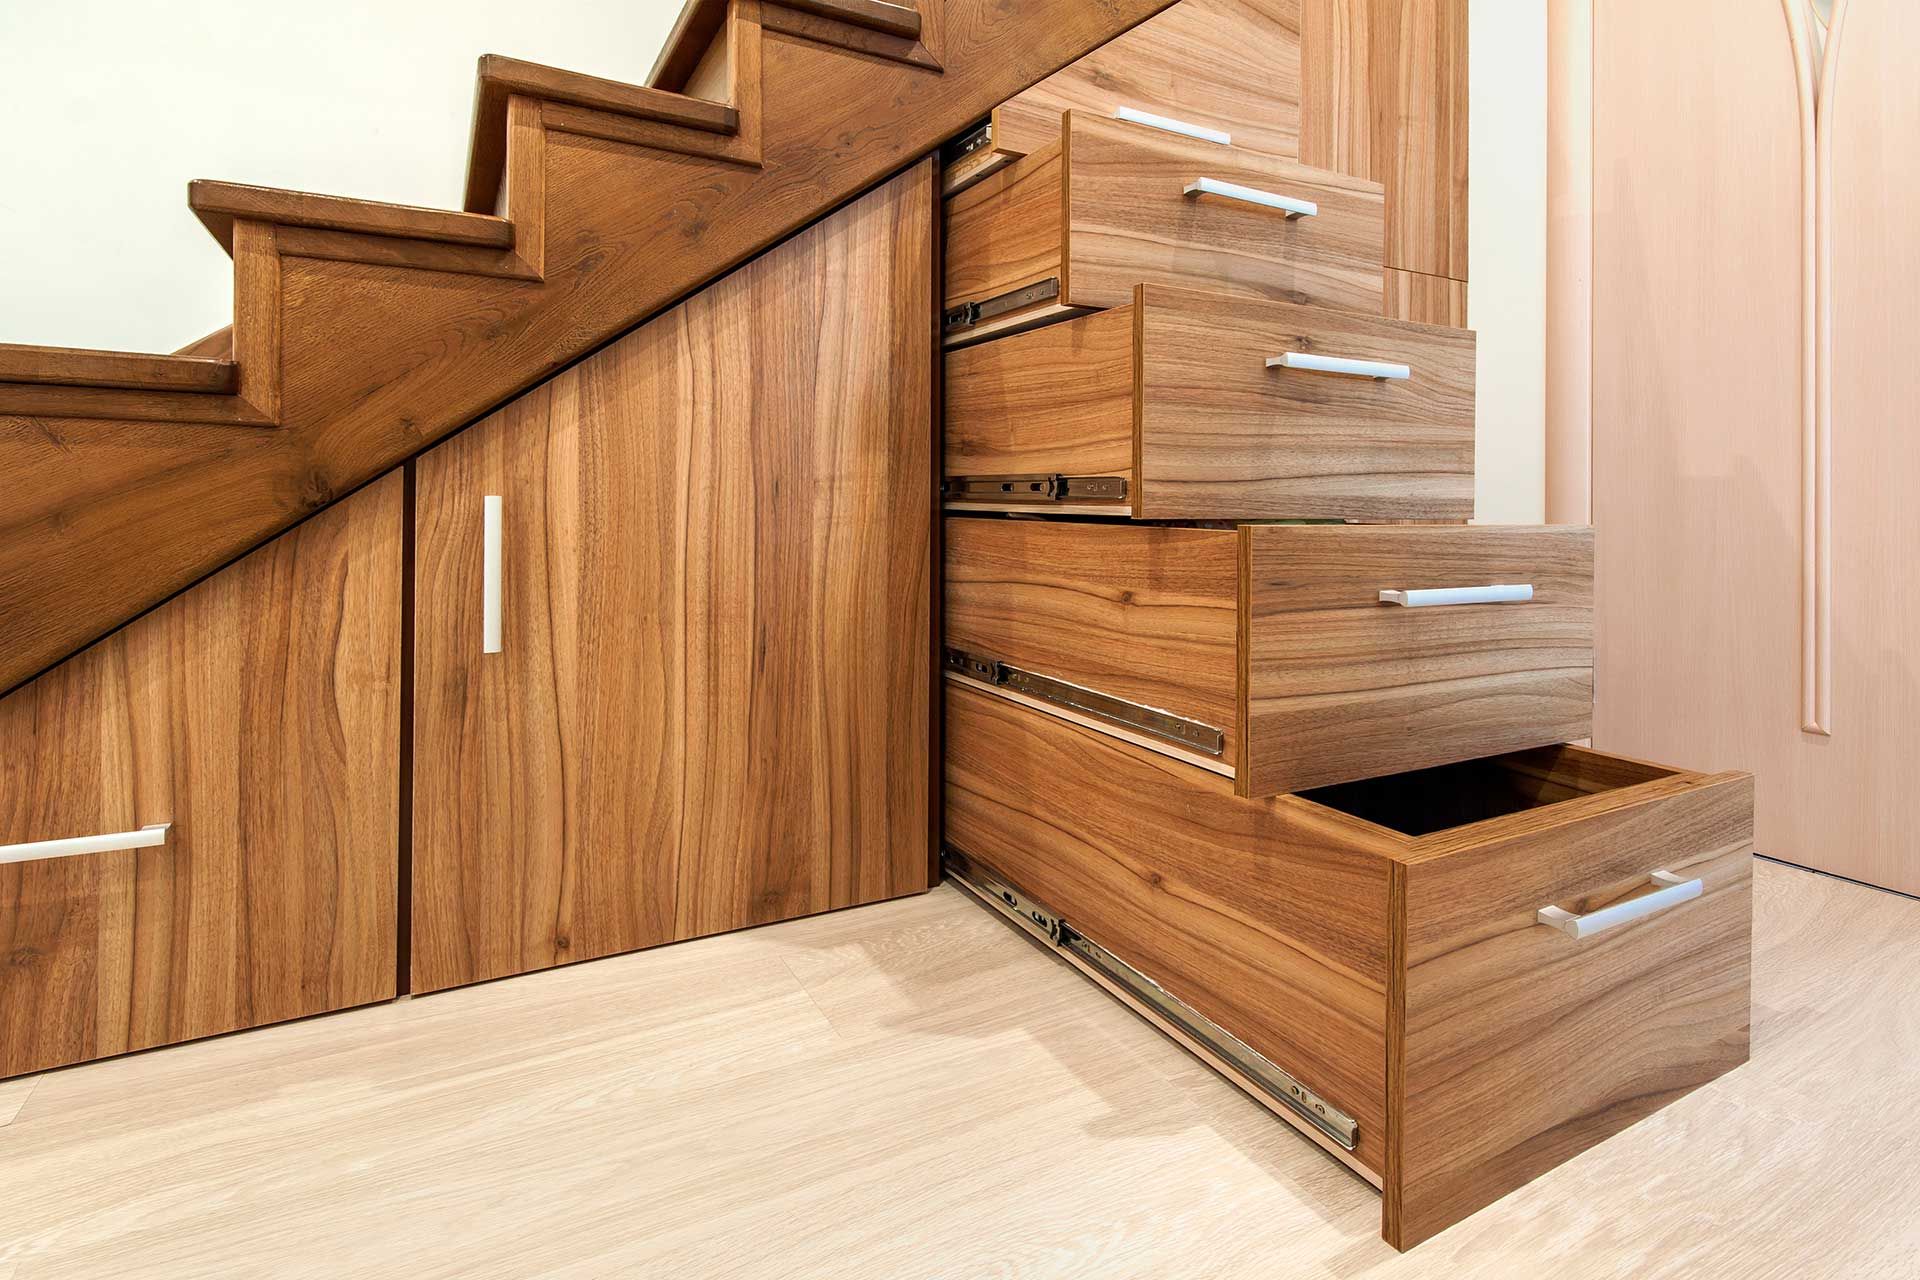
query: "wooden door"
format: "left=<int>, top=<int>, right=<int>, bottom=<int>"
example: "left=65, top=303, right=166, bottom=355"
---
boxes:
left=1585, top=0, right=1920, bottom=895
left=0, top=474, right=402, bottom=1079
left=410, top=161, right=935, bottom=993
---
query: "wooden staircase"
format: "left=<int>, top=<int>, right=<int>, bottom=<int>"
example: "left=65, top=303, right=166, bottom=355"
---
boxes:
left=0, top=0, right=1175, bottom=695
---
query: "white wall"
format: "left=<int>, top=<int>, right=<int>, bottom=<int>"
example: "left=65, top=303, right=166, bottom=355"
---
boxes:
left=0, top=0, right=686, bottom=353
left=1468, top=0, right=1549, bottom=525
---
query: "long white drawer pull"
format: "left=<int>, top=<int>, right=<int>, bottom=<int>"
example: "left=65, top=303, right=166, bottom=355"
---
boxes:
left=1183, top=177, right=1317, bottom=219
left=1268, top=352, right=1411, bottom=380
left=0, top=823, right=171, bottom=866
left=1378, top=584, right=1534, bottom=608
left=1115, top=107, right=1231, bottom=146
left=1536, top=871, right=1703, bottom=940
left=483, top=494, right=503, bottom=655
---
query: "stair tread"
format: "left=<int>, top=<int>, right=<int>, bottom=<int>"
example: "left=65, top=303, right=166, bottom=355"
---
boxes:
left=190, top=181, right=516, bottom=254
left=651, top=0, right=922, bottom=90
left=649, top=0, right=730, bottom=90
left=785, top=0, right=922, bottom=41
left=465, top=54, right=740, bottom=212
left=0, top=343, right=238, bottom=394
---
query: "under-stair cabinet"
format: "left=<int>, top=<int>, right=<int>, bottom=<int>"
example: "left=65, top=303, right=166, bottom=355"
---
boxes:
left=408, top=161, right=936, bottom=992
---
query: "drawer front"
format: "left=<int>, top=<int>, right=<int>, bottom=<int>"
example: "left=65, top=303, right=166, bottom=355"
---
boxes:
left=1064, top=112, right=1383, bottom=313
left=1137, top=287, right=1475, bottom=520
left=1243, top=524, right=1595, bottom=796
left=0, top=475, right=402, bottom=1080
left=945, top=517, right=1240, bottom=771
left=944, top=680, right=1396, bottom=1174
left=994, top=0, right=1303, bottom=161
left=944, top=115, right=1384, bottom=339
left=1386, top=761, right=1754, bottom=1248
left=944, top=289, right=1475, bottom=523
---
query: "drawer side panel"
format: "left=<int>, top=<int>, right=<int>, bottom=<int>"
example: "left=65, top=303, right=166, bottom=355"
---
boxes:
left=944, top=141, right=1066, bottom=312
left=944, top=681, right=1395, bottom=1173
left=944, top=305, right=1136, bottom=489
left=945, top=518, right=1240, bottom=767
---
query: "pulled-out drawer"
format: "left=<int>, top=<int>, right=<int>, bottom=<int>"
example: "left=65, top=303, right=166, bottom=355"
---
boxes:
left=945, top=286, right=1475, bottom=521
left=946, top=0, right=1304, bottom=196
left=944, top=680, right=1754, bottom=1249
left=945, top=517, right=1594, bottom=795
left=944, top=112, right=1382, bottom=345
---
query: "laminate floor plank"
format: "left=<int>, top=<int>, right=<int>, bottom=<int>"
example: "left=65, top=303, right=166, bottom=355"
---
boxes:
left=0, top=862, right=1910, bottom=1278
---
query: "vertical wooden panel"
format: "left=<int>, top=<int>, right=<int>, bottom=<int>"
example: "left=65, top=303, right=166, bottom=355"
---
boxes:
left=410, top=161, right=935, bottom=994
left=1383, top=267, right=1467, bottom=327
left=1302, top=0, right=1468, bottom=281
left=0, top=475, right=402, bottom=1079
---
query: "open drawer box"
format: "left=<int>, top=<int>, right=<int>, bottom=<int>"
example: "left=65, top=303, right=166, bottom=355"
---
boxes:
left=944, top=680, right=1754, bottom=1249
left=945, top=516, right=1596, bottom=794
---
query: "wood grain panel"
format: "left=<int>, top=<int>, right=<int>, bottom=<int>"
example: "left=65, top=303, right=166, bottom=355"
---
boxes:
left=1065, top=112, right=1384, bottom=313
left=1242, top=524, right=1594, bottom=795
left=0, top=0, right=1179, bottom=699
left=943, top=304, right=1135, bottom=485
left=1387, top=768, right=1754, bottom=1248
left=410, top=163, right=934, bottom=994
left=0, top=476, right=401, bottom=1080
left=943, top=680, right=1396, bottom=1173
left=1137, top=286, right=1473, bottom=520
left=994, top=0, right=1304, bottom=161
left=1301, top=0, right=1468, bottom=280
left=1384, top=267, right=1468, bottom=328
left=944, top=518, right=1241, bottom=766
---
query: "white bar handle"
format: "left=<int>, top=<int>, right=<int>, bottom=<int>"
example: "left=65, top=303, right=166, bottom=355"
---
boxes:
left=0, top=823, right=171, bottom=866
left=1114, top=107, right=1231, bottom=146
left=1268, top=352, right=1411, bottom=381
left=482, top=494, right=503, bottom=655
left=1183, top=177, right=1317, bottom=219
left=1536, top=871, right=1703, bottom=940
left=1378, top=584, right=1534, bottom=608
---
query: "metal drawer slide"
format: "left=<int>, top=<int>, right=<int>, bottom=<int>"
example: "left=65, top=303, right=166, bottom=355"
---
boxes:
left=943, top=848, right=1360, bottom=1152
left=943, top=646, right=1224, bottom=757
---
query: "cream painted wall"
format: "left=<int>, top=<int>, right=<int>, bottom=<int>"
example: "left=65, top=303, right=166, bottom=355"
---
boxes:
left=0, top=0, right=687, bottom=353
left=1468, top=0, right=1548, bottom=525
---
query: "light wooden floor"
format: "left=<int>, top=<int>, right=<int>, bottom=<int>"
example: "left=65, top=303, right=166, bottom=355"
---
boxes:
left=0, top=858, right=1914, bottom=1279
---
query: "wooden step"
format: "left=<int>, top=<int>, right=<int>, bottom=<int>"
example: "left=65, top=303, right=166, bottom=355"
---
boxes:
left=786, top=0, right=923, bottom=41
left=189, top=181, right=517, bottom=254
left=0, top=343, right=237, bottom=394
left=464, top=54, right=742, bottom=211
left=651, top=0, right=923, bottom=89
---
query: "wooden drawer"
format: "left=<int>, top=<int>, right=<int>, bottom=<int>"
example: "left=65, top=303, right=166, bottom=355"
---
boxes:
left=946, top=518, right=1594, bottom=795
left=948, top=0, right=1304, bottom=195
left=0, top=475, right=402, bottom=1080
left=944, top=112, right=1383, bottom=345
left=945, top=285, right=1475, bottom=521
left=944, top=680, right=1754, bottom=1248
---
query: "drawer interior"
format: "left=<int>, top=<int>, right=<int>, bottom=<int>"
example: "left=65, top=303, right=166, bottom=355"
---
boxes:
left=1298, top=746, right=1676, bottom=838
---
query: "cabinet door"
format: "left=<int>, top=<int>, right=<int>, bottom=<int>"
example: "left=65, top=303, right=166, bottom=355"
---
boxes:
left=0, top=474, right=402, bottom=1079
left=410, top=162, right=935, bottom=994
